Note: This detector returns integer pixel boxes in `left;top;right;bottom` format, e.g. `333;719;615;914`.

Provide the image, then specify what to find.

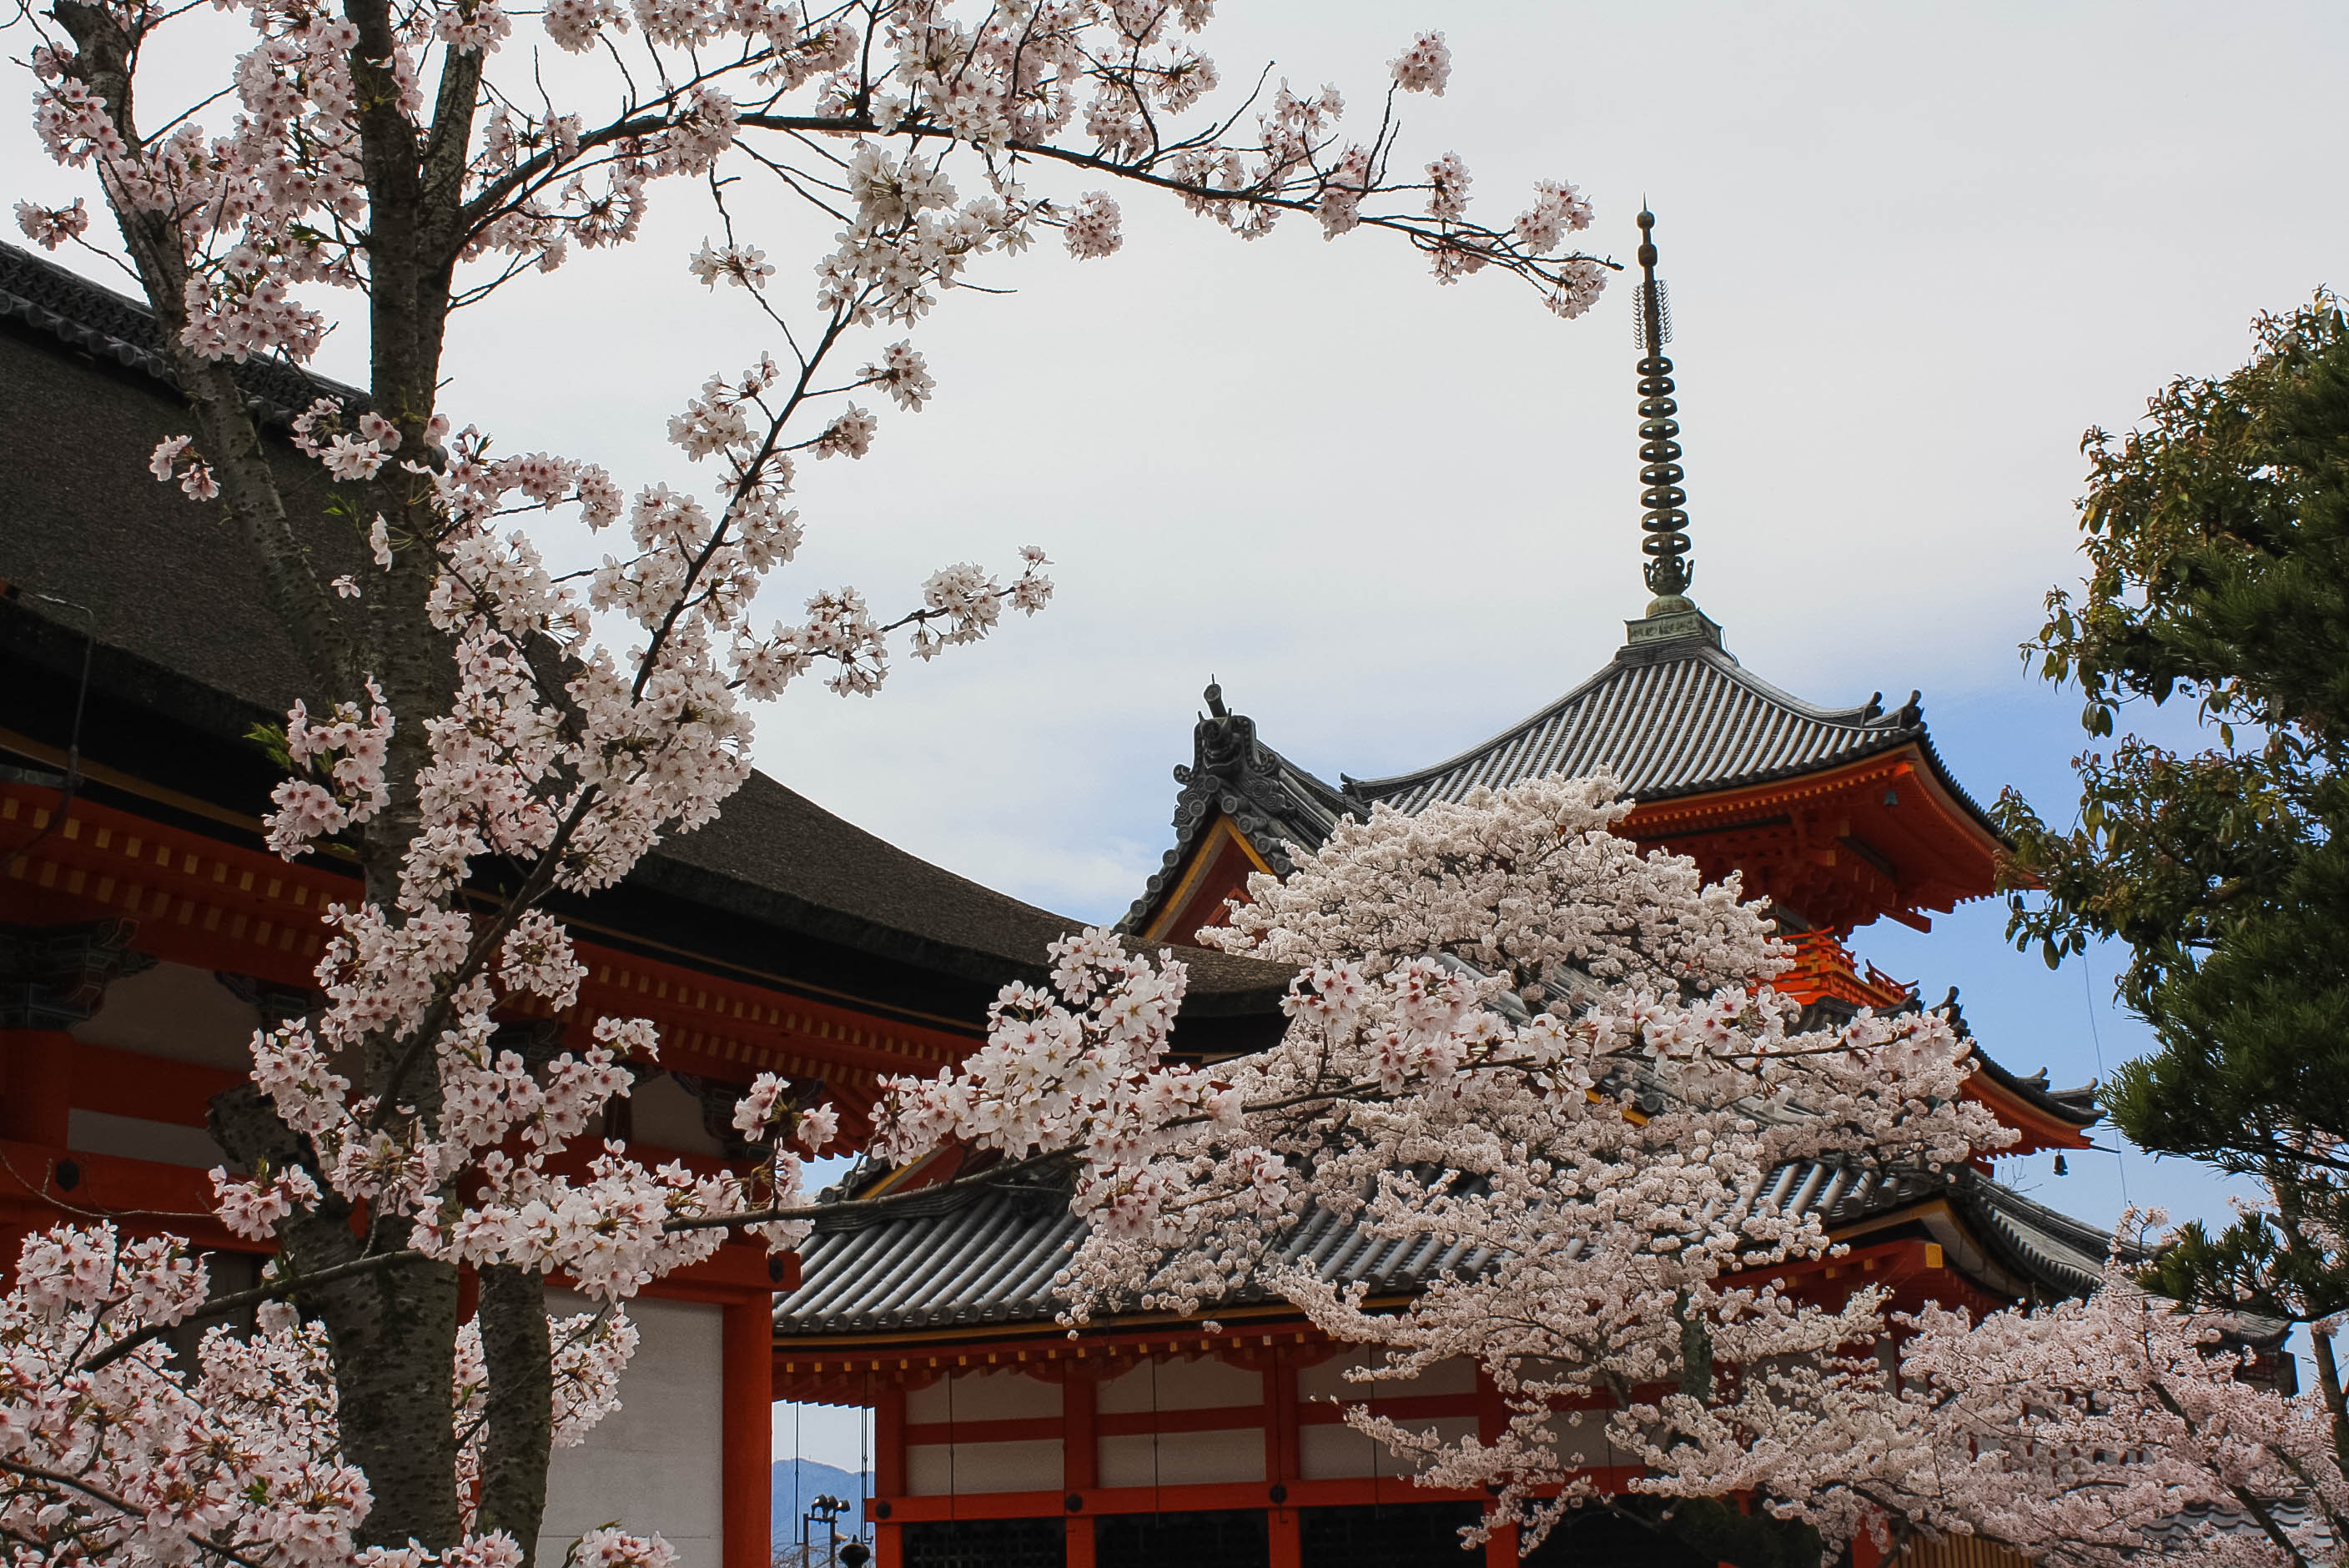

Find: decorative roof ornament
1633;206;1695;612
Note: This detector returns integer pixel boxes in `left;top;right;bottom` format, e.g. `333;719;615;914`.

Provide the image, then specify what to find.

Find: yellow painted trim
1826;1195;1959;1244
1140;812;1273;944
1;725;264;835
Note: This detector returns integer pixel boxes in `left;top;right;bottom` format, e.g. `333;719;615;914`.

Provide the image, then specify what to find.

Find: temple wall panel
628;1072;727;1159
1297;1415;1476;1480
905;1439;1062;1495
1297;1349;1476;1400
70;960;261;1072
1296;1421;1378;1479
67;1107;225;1168
1097;1426;1265;1487
541;1292;725;1568
907;1369;1062;1423
1543;1414;1619;1470
1098;1355;1262;1411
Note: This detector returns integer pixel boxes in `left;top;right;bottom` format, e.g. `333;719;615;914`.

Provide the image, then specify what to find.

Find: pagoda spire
1633;206;1694;611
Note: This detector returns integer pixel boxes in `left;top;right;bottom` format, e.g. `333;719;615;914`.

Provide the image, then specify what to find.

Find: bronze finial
1634;207;1693;606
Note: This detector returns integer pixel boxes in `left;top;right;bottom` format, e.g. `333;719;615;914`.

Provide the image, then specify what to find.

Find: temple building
771;214;2150;1568
0;239;1289;1568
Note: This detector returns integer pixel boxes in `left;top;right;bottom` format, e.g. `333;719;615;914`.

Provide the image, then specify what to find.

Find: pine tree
1996;292;2349;1448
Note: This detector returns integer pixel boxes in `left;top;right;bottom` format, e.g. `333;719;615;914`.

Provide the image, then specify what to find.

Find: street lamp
802;1495;848;1568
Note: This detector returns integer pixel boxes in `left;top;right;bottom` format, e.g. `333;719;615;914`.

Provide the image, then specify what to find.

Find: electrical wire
2083;957;2130;1204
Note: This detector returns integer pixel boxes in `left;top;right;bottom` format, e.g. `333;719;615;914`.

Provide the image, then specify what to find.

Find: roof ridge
1969;1173;2130;1259
1341;639;1911;802
0;239;365;426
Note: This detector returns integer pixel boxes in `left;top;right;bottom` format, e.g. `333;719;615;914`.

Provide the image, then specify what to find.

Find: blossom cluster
0;1223;656;1568
28;2;1612;392
185;318;1053;1298
1633;1244;2347;1568
1;1225;368;1568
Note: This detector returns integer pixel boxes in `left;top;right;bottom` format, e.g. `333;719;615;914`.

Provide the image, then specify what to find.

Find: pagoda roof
1346;633;1987;823
0;240;344;430
1121;628;2002;937
0;239;1293;1037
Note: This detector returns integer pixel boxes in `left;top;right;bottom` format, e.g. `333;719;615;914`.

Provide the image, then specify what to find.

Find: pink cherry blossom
9;3;1637;1559
13;195;88;249
1390;31;1452;96
1062;191;1124;258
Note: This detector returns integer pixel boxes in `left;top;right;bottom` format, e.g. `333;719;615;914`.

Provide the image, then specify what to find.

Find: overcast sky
11;0;2347;1463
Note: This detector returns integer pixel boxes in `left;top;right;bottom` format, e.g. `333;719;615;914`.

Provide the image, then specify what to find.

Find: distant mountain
771;1459;871;1550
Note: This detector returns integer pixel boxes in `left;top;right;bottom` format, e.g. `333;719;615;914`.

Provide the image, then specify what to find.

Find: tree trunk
475;1264;555;1565
211;1086;465;1550
2311;1324;2349;1475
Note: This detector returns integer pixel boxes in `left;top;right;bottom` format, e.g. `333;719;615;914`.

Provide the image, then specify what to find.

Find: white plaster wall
67;1108;225;1168
1296;1354;1478;1480
1296;1350;1475;1401
1546;1410;1622;1470
904;1369;1059;1423
905;1440;1061;1495
1298;1416;1477;1480
629;1074;726;1159
1097;1429;1263;1488
1096;1357;1261;1413
73;961;260;1071
540;1292;725;1568
1297;1423;1378;1480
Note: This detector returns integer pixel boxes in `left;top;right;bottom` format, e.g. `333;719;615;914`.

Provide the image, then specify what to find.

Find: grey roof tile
772;1160;2077;1338
0;239;1299;1019
1346;639;1930;812
1122;636;2004;937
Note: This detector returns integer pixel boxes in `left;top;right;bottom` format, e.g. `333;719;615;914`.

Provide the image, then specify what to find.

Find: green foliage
245;719;294;771
1996;293;2349;1349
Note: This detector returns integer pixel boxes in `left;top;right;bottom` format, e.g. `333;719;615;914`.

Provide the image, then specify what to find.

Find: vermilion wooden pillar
1267;1349;1301;1568
0;1030;74;1145
720;1296;772;1568
1269;1505;1301;1568
873;1385;906;1568
1064;1370;1097;1568
1476;1369;1519;1567
0;1029;76;1289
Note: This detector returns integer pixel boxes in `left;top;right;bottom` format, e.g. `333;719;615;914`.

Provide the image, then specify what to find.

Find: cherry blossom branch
76;1247;425;1375
2141;1376;2316;1568
0;1460;279;1568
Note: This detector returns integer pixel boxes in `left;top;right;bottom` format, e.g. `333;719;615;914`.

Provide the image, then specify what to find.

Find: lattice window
1300;1502;1481;1568
1518;1505;1718;1568
900;1517;1064;1568
1094;1508;1270;1568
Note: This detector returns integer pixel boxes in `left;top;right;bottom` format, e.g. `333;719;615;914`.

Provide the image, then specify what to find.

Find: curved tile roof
0;241;360;427
1346;638;1930;812
774;1156;1959;1337
1121;628;2008;937
1119;700;1363;934
0;238;1295;1023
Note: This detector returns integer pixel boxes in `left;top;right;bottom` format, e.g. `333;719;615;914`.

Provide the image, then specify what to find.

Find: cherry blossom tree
870;776;2009;1558
3;1;1615;1562
868;776;2345;1568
